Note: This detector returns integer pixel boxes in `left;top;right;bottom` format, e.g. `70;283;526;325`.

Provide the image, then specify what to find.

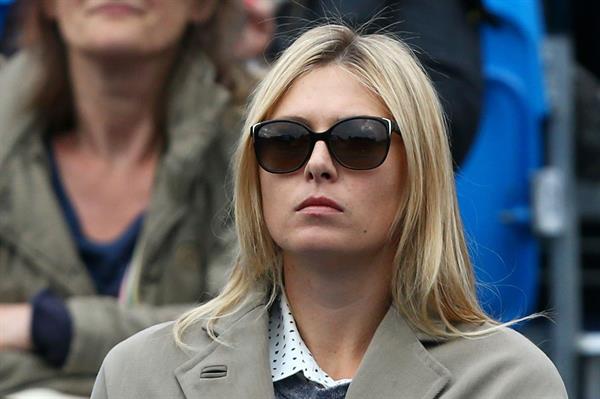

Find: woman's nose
303;140;338;182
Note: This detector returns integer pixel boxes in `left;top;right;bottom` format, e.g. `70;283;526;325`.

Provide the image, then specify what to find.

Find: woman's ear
190;0;218;24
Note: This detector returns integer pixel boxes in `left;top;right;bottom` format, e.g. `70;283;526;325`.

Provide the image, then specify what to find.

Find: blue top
47;144;143;296
31;143;144;367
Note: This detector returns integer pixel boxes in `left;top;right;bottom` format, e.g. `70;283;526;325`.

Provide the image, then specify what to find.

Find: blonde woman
91;25;566;399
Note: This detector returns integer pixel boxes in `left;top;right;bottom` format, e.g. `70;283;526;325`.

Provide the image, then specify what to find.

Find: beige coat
92;294;567;399
0;50;245;396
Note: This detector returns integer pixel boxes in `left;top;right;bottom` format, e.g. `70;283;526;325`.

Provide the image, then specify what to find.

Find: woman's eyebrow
275;115;312;125
274;114;366;127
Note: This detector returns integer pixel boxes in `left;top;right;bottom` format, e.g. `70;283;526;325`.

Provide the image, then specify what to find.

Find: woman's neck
283;250;395;381
66;49;178;165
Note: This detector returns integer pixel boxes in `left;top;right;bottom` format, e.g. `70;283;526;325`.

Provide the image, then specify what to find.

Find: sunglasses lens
330;118;390;169
254;121;311;173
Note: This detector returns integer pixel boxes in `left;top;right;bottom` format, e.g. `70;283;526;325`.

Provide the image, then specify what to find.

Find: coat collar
174;293;274;398
346;306;451;399
173;296;451;399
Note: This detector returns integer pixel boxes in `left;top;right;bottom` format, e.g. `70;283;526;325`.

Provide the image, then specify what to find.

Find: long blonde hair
175;24;499;346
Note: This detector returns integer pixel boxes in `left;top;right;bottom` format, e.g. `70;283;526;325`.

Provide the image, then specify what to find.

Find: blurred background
0;0;598;398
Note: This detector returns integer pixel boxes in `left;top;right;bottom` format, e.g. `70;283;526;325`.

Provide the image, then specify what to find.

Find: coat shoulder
92;300;268;399
93;321;213;399
101;320;213;373
100;322;180;374
428;324;568;398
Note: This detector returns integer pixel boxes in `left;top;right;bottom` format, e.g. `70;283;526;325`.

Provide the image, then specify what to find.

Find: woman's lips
295;196;343;213
88;1;144;16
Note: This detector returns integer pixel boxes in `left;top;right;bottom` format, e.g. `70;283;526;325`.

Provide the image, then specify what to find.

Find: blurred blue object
456;0;547;321
0;0;14;41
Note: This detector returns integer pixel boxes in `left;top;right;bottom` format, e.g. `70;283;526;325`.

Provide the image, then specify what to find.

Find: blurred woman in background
0;0;251;396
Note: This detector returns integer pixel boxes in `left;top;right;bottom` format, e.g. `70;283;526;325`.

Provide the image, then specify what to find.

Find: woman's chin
281;240;370;261
76;41;172;60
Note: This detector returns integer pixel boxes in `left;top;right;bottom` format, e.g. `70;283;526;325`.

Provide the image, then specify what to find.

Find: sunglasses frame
250;116;401;174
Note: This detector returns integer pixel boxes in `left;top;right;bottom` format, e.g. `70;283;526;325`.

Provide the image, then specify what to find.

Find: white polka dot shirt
268;293;352;388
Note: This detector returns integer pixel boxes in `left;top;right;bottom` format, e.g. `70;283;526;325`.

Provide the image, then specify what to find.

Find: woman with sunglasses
91;25;566;399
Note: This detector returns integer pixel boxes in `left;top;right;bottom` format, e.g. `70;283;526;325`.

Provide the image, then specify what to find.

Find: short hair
175;24;496;346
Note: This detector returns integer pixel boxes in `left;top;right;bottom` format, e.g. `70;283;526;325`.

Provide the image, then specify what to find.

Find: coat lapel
174;299;274;399
346;307;451;399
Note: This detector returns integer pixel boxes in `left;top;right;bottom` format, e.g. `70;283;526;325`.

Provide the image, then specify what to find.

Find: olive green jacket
0;51;244;396
92;293;567;399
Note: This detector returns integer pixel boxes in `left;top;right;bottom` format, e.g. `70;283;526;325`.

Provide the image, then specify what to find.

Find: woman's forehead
268;65;389;128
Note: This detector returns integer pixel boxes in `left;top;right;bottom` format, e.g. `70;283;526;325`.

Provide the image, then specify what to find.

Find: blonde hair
175;24;502;346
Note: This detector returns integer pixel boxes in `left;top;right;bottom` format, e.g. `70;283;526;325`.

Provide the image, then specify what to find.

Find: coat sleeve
63;298;192;375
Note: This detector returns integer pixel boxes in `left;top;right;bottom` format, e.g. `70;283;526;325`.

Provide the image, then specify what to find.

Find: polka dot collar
268;293;352;388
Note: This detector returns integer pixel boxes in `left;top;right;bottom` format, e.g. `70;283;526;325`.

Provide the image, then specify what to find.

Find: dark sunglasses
251;116;401;174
